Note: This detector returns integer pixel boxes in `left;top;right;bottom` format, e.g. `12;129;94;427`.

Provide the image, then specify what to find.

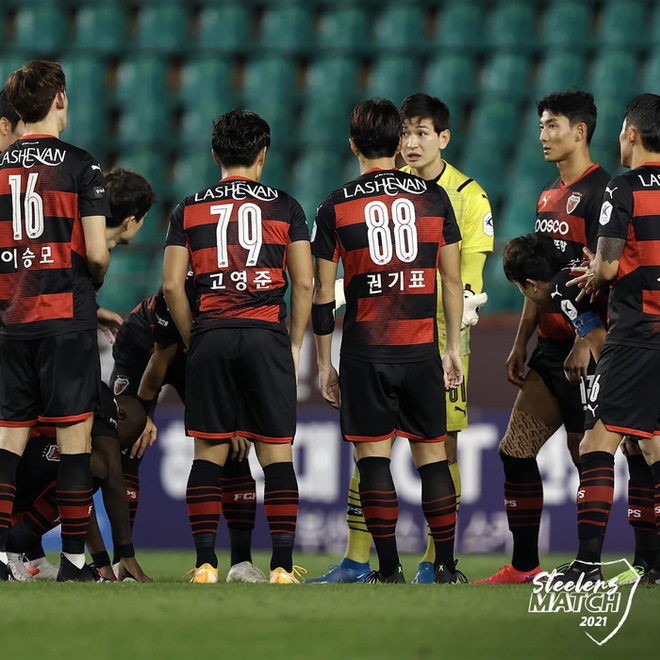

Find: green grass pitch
3;552;656;660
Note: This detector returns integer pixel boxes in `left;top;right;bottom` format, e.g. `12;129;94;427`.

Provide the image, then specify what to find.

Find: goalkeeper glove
462;285;488;329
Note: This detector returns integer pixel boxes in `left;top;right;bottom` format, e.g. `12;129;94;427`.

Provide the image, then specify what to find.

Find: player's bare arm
506;296;539;387
563;334;591;383
286;239;314;383
97;307;123;344
162;245;193;347
81;214;110;285
313;257;340;409
438;241;463;389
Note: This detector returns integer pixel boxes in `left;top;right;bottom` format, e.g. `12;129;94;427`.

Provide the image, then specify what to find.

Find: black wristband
137;396;157;414
91;550;111;569
312;301;336;335
116;543;135;559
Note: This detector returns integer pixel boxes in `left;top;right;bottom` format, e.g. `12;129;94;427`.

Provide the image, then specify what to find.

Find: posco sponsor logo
535;218;570;235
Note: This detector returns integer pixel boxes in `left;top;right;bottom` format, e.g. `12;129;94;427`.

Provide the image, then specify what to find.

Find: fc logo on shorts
113;376;130;396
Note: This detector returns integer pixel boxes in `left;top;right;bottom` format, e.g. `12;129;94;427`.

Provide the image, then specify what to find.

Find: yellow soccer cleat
184;563;218;584
269;565;307;584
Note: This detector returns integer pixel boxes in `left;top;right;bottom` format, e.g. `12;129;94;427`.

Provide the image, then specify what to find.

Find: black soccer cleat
56;554;100;583
364;564;406;584
552;561;603;585
0;559;14;582
434;559;468;584
639;568;660;586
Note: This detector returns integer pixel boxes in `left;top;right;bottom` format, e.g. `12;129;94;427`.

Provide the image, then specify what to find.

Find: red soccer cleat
472;564;542;584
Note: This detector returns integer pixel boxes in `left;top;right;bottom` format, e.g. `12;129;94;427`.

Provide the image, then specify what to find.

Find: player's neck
359;157;396;174
631;148;660;169
221;166;259;182
556;150;594;185
411;156;445;181
23;115;61;139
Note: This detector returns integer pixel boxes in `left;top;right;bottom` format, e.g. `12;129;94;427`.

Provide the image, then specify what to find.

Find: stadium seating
485;0;538;52
316;7;372;54
535;52;585;97
431;3;485;53
481;53;531;100
259;6;314;54
114;57;171;107
134;3;190;54
588;51;639;102
196;5;253;54
597;0;648;50
365;56;419;104
71;3;129;55
373;4;427;53
241;57;297;107
422;54;478;106
303;57;359;105
540;1;593;51
178;57;235;111
300;99;350;147
10;4;67;57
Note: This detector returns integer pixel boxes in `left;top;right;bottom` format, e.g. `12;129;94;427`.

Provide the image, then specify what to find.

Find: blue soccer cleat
304;558;371;583
411;561;435;584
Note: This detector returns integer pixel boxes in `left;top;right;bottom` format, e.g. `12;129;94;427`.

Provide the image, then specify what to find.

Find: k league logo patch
528;559;641;646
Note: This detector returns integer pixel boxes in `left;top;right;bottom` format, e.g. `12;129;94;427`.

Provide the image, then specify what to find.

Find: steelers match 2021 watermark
527;560;641;646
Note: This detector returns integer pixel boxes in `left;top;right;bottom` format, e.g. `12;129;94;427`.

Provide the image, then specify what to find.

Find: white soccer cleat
6;553;35;581
24;556;59;581
226;561;268;584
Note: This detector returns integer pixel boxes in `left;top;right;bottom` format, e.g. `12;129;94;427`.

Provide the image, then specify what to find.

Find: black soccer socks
57;453;94;555
263;461;298;572
0;448;20;552
222;455;257;566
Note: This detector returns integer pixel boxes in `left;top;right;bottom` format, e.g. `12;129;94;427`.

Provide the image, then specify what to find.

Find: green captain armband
312;301;336;335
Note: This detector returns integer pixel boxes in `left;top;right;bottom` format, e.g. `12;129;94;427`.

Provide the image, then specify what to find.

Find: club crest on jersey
114;377;130;396
566;192;582;214
44;444;61;462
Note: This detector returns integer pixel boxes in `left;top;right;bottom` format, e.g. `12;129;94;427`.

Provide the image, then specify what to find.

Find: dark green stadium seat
299;99;351;147
114;57;170;107
241;99;294;144
134;3;190;54
179;104;217;148
598;0;648;50
422;55;478;104
588;51;639;102
459;142;507;203
481;252;522;313
486;0;538;52
261;147;291;193
468;99;521;150
317;7;372;54
72;3;128;55
481;53;531;100
241;57;297;106
509;139;556;197
291;152;343;217
0;56;27;84
196;5;253;54
259;6;314;54
649;8;660;50
432;3;484;53
589;99;627;175
365;56;420;105
98;251;159;314
540;1;593;51
535;52;585;98
10;4;67;56
641;48;660;91
373;4;427;53
116;104;173;147
58;58;109;148
171;151;220;206
303;57;359;104
178;57;234;109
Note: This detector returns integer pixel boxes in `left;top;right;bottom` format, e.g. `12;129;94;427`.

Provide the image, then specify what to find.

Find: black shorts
92;381;119;439
528;343;596;433
339;356;447;443
111;349;186;402
185;328;296;443
584;343;660;439
0;330;100;425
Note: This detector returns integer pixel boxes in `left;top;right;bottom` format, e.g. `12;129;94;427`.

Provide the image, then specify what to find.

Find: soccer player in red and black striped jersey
164;109;313;584
560;94;660;585
312;99;465;584
0;60;110;582
110;278;264;583
479;92;611;585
